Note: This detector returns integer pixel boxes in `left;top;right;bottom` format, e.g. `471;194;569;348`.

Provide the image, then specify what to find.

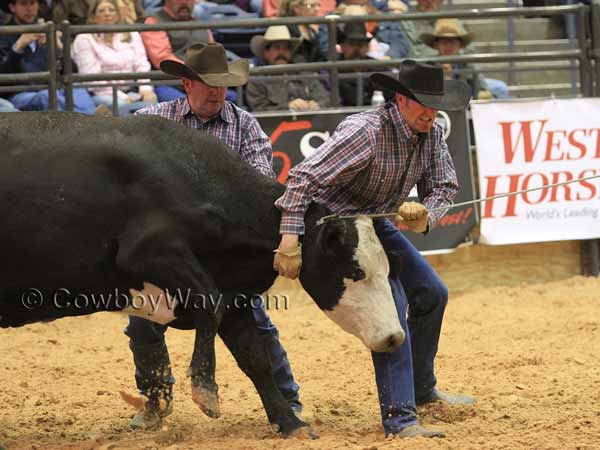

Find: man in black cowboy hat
128;42;302;429
273;60;475;438
245;25;330;112
336;21;390;107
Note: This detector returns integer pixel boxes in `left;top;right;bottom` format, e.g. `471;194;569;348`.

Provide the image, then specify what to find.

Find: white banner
472;98;600;245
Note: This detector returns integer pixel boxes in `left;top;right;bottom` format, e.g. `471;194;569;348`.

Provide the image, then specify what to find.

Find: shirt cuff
280;212;305;235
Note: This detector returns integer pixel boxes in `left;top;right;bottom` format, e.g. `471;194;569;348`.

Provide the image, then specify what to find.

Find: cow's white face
321;216;404;352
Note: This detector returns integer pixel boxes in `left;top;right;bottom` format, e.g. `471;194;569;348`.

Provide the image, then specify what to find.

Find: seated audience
52;0;143;25
391;0;440;58
245;25;330;111
278;0;327;63
72;0;157;114
375;0;414;58
0;0;95;113
141;0;214;101
421;18;509;99
263;0;335;17
336;22;390;106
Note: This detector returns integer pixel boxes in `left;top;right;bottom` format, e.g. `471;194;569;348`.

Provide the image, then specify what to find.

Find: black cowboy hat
370;59;471;111
337;22;371;45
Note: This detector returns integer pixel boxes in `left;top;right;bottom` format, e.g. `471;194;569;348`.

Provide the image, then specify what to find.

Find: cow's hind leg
117;221;222;419
219;309;316;438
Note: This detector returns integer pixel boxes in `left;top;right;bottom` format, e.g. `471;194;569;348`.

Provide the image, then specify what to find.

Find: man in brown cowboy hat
245;25;330;112
273;60;475;438
420;18;509;100
128;42;302;429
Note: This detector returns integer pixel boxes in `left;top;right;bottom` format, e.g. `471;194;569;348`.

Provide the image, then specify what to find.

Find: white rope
316;173;600;226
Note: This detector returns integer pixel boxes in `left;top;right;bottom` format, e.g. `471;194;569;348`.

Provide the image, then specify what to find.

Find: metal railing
1;4;595;109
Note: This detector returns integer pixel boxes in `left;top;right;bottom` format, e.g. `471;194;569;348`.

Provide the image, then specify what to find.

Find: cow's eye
351;267;366;282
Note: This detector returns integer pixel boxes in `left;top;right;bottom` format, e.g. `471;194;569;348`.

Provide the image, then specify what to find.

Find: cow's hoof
284;425;321;440
191;384;220;419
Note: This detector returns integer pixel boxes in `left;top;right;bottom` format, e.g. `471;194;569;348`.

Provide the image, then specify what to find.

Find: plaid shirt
135;97;275;178
275;102;458;235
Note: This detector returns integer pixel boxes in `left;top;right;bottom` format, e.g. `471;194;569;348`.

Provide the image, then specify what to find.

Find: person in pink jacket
72;0;157;112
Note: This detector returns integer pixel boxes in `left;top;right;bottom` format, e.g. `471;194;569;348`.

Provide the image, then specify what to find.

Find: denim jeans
372;219;448;434
124;303;302;412
10;88;96;114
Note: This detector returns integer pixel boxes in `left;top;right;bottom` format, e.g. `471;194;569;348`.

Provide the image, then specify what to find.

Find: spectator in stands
0;0;96;113
245;25;330;111
52;0;143;25
388;0;440;59
141;0;214;102
278;0;327;63
336;22;389;106
421;18;509;99
263;0;335;17
194;0;263;15
375;0;416;59
72;0;157;114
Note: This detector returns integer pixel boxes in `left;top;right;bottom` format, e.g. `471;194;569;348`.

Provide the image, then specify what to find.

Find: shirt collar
179;97;234;124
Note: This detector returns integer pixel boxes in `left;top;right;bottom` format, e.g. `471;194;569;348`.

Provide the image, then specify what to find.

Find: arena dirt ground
1;241;599;450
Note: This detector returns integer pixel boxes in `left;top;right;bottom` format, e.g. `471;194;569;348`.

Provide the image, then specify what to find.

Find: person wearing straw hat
128;42;303;430
420;18;509;100
245;25;330;112
273;60;475;438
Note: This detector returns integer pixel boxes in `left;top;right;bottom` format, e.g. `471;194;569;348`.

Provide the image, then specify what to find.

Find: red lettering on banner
482;169;599;218
549;171;574;202
482;174;521;218
436;207;474;228
269;120;312;145
543;130;567;161
592;129;600;158
500;119;548;163
567;129;588;160
270;120;313;183
273;151;292;184
576;169;598;200
522;173;549;204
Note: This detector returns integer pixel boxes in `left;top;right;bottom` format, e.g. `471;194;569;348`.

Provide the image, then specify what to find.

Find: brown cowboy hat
370;59;471;111
420;18;474;48
160;42;249;87
250;25;301;59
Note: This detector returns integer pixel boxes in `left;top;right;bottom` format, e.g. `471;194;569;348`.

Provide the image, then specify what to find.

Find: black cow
0;112;403;437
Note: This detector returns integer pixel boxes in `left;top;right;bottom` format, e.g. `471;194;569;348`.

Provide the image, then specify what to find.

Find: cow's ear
318;220;347;257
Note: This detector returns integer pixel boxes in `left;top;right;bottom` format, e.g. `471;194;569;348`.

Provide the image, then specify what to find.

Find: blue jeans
10;88;96;114
125;304;302;412
372;219;448;434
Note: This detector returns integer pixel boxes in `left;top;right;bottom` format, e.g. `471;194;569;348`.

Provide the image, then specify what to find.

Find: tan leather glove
395;201;429;233
273;244;302;279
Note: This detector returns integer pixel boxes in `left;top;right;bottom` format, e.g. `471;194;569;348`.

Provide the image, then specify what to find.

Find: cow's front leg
219;310;317;438
188;325;220;418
